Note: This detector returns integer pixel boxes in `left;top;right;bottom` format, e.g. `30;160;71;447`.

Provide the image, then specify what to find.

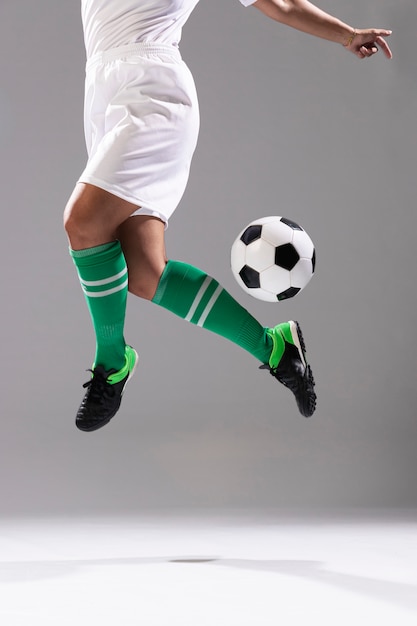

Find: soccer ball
231;216;316;302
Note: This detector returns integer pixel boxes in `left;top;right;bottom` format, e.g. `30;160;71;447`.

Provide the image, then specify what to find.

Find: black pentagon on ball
312;249;316;272
240;224;262;245
280;217;302;231
277;286;301;301
239;265;260;288
275;243;300;270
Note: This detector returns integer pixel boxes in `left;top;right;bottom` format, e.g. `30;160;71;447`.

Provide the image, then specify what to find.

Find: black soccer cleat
260;321;316;417
76;346;138;432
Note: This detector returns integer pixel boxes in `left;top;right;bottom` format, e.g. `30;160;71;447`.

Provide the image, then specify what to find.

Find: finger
374;29;392;38
357;45;372;58
375;35;393;59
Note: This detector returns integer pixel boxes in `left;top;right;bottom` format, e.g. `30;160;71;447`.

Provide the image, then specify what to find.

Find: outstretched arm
250;0;392;59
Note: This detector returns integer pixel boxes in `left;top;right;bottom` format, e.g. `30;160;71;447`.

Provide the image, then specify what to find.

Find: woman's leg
64;183;139;431
117;215;167;301
119;217;272;363
120;217;317;418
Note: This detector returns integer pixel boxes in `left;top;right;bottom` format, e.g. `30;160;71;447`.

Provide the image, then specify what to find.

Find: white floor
0;509;416;626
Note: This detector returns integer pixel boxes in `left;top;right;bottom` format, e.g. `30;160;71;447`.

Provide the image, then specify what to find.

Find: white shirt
82;0;256;58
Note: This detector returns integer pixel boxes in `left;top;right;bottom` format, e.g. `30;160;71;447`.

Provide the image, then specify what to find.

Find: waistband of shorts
86;43;182;71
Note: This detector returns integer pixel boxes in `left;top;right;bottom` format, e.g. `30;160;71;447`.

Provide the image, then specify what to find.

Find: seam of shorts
78;174;170;218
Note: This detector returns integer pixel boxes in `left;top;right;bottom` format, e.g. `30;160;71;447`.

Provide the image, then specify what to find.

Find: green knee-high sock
70;241;128;371
152;260;275;364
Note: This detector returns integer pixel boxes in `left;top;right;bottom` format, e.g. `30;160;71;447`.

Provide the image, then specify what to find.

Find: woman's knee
63;188;98;245
63;184;137;249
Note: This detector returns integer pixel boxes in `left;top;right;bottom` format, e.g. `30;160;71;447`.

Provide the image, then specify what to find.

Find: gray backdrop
1;0;416;516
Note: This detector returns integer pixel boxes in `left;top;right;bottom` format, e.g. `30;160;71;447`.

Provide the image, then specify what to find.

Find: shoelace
83;370;115;404
260;360;306;391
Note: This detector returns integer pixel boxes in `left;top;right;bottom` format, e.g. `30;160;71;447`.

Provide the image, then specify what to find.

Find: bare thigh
117;215;167;301
64;183;140;250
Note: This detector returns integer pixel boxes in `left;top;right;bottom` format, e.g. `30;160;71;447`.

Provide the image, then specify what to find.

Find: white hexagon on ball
290;258;314;289
230;239;247;276
245;239;275;272
292;229;314;259
260;265;291;300
261;220;293;247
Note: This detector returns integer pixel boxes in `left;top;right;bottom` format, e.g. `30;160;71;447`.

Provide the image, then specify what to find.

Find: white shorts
78;43;200;225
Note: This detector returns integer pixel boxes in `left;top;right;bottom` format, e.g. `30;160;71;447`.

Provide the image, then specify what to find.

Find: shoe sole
293;320;316;387
291;321;316;417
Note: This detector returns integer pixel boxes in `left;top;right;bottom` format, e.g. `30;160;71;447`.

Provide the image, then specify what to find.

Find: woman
64;0;392;431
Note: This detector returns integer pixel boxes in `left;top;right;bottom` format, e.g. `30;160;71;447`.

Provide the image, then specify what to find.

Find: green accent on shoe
277;321;296;346
267;321;308;369
106;346;138;385
266;323;291;369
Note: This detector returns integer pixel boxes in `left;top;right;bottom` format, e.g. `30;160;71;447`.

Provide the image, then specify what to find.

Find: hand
345;29;392;60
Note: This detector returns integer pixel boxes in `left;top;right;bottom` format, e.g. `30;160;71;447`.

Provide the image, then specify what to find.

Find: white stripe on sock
83;278;128;298
81;267;127;287
196;285;223;328
184;276;213;322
